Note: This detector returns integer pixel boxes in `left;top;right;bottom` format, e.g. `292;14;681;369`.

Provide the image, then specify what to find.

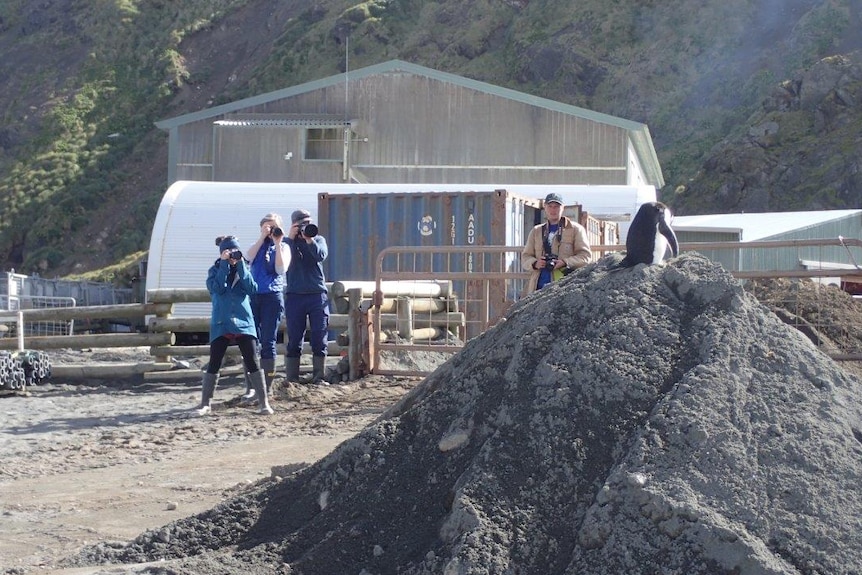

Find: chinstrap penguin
615;201;679;268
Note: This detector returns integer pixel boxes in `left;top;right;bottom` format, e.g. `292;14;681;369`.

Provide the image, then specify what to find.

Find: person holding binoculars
195;235;273;416
284;209;330;384
521;192;592;294
242;213;290;404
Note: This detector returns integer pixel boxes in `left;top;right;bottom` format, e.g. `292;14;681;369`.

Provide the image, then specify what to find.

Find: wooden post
149;341;343;358
0;331;175;351
368;289;383;374
146;288;210;303
154;297;175;364
363;307;375;374
347;288;362;380
0;302;173;323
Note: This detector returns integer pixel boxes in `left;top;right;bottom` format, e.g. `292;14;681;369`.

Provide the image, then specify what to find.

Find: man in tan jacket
521;192;592;295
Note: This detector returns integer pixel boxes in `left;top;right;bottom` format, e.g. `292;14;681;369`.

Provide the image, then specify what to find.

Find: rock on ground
62;252;862;575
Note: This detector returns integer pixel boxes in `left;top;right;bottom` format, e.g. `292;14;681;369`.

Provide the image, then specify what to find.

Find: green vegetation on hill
0;0;249;275
1;0;861;282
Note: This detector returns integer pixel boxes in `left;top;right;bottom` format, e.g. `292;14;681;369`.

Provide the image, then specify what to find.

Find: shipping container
319;190;541;336
602;220;621;246
318;190;541;281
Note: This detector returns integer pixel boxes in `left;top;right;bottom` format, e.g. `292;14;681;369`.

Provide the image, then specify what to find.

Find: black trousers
206;335;259;374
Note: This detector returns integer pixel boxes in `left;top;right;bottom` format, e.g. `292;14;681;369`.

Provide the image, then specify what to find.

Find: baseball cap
544;193;564;205
291;209;312;223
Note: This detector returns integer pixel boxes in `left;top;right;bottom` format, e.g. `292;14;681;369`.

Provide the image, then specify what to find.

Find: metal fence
0;271;137;337
1;273;77;337
0;295;76;337
0;271;134;306
371;239;862;375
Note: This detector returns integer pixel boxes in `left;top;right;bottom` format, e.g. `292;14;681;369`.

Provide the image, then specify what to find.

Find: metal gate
371;245;529;375
2;272;76;337
371;239;862;376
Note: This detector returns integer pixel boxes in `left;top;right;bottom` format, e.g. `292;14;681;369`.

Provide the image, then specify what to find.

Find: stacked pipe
0;350;51;390
0;351;26;390
20;350;51;386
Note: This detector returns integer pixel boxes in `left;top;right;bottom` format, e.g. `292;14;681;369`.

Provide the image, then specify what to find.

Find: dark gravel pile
64;252;862;575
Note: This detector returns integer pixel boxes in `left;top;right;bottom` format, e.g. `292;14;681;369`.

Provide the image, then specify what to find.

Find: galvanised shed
155;60;663;190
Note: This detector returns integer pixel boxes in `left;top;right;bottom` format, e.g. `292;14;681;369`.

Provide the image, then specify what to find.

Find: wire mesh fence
1;295;77;337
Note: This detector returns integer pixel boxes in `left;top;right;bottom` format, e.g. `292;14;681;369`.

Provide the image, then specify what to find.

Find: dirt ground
0;349;422;575
4;272;862;574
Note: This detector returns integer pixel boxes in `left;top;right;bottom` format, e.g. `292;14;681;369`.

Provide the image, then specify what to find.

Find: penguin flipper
658;219;679;258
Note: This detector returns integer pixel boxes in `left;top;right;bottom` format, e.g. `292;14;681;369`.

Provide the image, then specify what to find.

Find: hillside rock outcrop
676;50;862;214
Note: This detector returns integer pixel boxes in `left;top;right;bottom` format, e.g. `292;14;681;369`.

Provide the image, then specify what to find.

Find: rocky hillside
1;0;861;280
674;51;862;214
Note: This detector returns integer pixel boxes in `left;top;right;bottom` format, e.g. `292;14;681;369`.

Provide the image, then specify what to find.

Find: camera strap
542;222;561;256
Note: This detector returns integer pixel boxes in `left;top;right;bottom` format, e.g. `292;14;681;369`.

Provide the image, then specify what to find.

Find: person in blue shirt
195;235;273;416
283;209;329;384
243;213;290;403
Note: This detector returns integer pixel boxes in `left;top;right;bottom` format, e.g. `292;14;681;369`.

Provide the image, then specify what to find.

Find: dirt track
0;357;420;574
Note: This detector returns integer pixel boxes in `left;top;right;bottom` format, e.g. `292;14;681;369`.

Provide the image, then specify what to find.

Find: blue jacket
285;235;328;294
250;238;286;294
206;258;258;342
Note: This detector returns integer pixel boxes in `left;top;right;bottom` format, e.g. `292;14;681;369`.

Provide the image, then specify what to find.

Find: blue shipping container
318;189;541;283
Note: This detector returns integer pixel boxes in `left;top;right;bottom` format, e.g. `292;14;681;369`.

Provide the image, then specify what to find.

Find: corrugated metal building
155;60;663;190
673;210;862;272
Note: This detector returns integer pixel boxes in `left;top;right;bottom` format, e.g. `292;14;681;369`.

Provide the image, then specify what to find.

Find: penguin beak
658;212;679;257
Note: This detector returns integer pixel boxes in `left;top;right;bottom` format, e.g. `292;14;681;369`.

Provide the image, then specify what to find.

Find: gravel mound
66;252;862;574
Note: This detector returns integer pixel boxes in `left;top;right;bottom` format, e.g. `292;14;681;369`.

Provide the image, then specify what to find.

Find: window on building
305;127;346;161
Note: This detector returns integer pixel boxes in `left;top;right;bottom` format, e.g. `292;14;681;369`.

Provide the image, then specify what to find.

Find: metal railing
371;245;529;375
372;239;862;376
0;295;76;337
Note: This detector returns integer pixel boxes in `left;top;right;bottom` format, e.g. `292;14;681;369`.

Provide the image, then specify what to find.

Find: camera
228;249;243;260
270;226;283;237
299;223;319;238
542;254;558;268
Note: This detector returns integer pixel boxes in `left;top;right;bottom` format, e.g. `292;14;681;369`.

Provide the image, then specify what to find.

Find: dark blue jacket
285;235;328;294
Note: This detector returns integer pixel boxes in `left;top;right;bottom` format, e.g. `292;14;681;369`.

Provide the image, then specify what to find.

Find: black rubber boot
250;370;273;415
311;355;327;385
261;357;277;394
285;356;300;382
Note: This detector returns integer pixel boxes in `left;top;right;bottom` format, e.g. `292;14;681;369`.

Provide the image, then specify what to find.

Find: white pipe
17;311;24;352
